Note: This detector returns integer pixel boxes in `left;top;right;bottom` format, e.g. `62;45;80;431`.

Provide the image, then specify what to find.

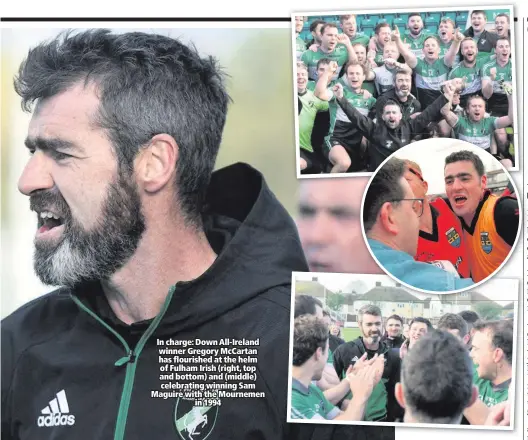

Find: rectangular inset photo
292;6;518;177
288;272;518;429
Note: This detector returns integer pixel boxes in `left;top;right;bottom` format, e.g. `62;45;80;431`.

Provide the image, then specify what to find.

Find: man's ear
395;382;406;409
379;202;399;235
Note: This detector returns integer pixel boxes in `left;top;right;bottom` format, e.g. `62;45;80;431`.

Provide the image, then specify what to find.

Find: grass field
341;328;362;342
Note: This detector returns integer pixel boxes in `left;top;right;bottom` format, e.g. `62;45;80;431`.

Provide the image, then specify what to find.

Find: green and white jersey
295;35;306;61
325;77;376;133
306;79;336;93
482;59;513;95
448;59;486;95
473;368;510;407
453;115;499;150
290;379;340;420
402;30;433;59
439;40;461;64
298;89;329;153
373;65;397;95
350;33;370;47
301;44;349;81
415;57;450;90
327;348;334;365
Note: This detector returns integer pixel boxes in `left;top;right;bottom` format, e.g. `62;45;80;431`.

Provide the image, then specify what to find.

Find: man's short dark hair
458;310;480;332
495;13;510;22
408;13;422;22
444;150;486;178
409;317;433;331
310;19;327;33
344;60;369;76
471;10;487;18
437;313;469;337
401;330;474;423
473;320;513;364
316;57;332;69
14;29;230;226
321;23;338;36
387;314;404;325
375;22;391;35
383;99;402;112
363;158;406;232
424;35;440;45
295;295;323;318
358;304;382;322
292;315;329;366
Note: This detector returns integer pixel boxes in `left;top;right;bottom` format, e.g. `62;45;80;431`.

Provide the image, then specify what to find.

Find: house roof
295;281;334;299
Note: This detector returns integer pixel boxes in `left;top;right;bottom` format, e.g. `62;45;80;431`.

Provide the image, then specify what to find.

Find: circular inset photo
360;138;520;294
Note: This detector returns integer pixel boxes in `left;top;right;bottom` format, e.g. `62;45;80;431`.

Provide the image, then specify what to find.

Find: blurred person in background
381;314;406;349
297;177;382;274
437;313;470;345
400;317;433;358
459;310;481;347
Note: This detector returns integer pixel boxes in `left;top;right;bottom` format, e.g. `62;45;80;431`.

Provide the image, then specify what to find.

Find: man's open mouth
454;195;468;207
38;211;64;234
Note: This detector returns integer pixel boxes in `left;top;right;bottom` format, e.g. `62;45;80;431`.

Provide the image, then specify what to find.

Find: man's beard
361;328;381;344
31;170;146;287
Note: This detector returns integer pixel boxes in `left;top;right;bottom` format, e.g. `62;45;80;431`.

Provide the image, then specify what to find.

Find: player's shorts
300;148;323;174
326;137;366;172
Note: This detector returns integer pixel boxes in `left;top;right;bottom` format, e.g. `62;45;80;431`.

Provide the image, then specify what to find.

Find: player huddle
291;295;513;425
295;11;514;174
364;149;519;292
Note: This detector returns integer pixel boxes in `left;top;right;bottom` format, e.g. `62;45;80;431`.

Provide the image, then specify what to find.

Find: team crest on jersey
174;398;218;440
445;227;461;248
480;232;493;254
385;140;393;148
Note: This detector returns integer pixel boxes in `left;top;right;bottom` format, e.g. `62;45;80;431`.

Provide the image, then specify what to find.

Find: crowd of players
295;11;515;174
363;150;519;291
291;295;513;425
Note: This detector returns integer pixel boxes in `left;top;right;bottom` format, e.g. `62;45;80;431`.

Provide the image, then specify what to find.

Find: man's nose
18;151;54;196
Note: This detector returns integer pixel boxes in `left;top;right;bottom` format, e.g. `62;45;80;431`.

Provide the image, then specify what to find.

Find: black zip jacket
337;94;448;171
380;334;406;349
463;28;499;55
1;163;395;440
333;337;403;422
374;89;422;123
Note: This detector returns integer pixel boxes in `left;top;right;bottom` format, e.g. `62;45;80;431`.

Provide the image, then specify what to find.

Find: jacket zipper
71;285;176;440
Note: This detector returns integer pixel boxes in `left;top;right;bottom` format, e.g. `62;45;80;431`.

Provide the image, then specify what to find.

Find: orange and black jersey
416;198;470;278
447;191;519;282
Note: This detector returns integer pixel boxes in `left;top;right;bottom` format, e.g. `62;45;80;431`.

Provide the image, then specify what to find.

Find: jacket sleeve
385;349;403;422
336;96;376;139
332;344;347;379
375;94;388;121
410;94;448;135
1;320;15;440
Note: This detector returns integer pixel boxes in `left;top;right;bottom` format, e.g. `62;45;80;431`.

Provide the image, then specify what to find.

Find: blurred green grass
341;328;361;342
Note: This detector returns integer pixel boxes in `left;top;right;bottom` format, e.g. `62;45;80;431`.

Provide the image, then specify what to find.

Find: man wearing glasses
363;158;473;292
403;160;470;279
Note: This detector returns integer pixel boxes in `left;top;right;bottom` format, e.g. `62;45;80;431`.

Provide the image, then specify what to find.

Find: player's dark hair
383;99;401;111
408;13;422;22
445;150;486;177
458;310;480;329
293;315;329;366
363;158;406;232
316;57;332;69
437;313;469;337
310;19;327;33
465;94;486;110
295;295;324;318
471;10;487;18
14;29;230;227
321;23;338;36
495;13;510;23
340;15;357;24
387;314;404;325
345;60;368;76
401;330;474;423
358;304;382;322
473;320;513;364
424;35;440;46
375;22;391;35
409;317;433;331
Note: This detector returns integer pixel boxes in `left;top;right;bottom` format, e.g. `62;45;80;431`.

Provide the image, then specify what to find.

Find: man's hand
485;401;511;426
454;28;465;42
391;25;401;41
442;79;457;101
372;354;385;384
500;80;513;95
362;89;373;99
309;43;319;52
368;36;378;52
329;61;338;75
333;83;344;99
337;34;351;46
384;57;397;69
347;363;379;402
489;67;497;81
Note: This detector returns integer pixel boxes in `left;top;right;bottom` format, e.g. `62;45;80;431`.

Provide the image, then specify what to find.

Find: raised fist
489;67;497;81
333;83;344;99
